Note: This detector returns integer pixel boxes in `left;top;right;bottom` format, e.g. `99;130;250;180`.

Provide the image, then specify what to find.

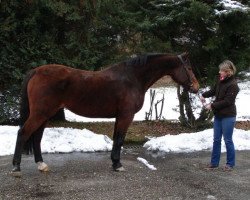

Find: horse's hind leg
12;128;25;176
32;123;49;172
33;123;45;163
12;115;48;176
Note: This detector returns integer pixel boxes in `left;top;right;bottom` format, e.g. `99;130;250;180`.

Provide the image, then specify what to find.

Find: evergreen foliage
0;0;249;124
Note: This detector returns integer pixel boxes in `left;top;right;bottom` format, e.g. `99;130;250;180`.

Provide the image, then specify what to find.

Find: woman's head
219;60;236;77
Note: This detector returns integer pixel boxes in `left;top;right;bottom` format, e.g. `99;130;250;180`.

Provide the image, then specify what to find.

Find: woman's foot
223;164;233;171
204;164;218;170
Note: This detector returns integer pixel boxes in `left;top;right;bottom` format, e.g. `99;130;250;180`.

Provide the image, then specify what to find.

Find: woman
200;60;239;171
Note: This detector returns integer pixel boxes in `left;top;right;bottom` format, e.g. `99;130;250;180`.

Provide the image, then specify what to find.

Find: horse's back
35;64;82;77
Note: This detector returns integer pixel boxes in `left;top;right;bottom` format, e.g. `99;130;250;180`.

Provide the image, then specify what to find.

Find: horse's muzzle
189;83;199;94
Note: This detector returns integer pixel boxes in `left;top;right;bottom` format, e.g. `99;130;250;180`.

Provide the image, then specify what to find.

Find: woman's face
219;70;228;80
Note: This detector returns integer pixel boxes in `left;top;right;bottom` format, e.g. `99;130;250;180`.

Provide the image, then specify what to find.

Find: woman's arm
211;84;239;110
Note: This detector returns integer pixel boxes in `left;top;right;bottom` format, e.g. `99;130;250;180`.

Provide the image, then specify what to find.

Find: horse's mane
125;53;166;67
104;53;172;70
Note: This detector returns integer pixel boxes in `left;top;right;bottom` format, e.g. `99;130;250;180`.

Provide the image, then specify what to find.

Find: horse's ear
180;52;189;61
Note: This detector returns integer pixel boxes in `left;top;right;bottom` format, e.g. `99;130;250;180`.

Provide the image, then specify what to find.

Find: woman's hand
200;95;206;104
205;103;212;110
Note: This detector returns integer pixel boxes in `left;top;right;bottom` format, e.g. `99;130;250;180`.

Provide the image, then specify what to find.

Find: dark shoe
204;164;218;170
223;165;233;171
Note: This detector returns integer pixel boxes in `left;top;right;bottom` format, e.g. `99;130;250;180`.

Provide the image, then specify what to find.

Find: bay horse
11;52;199;176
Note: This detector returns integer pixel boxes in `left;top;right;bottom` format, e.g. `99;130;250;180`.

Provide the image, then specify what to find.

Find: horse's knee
113;133;126;146
118;136;125;147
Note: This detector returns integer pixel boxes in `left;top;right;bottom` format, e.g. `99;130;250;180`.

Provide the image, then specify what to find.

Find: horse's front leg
111;132;126;171
111;114;134;171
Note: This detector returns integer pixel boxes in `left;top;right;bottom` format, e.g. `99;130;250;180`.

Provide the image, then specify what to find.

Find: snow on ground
215;0;249;15
144;128;250;153
0;80;249;156
137;157;157;170
0;126;112;156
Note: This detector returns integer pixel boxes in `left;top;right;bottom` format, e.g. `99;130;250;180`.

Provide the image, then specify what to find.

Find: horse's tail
19;69;36;154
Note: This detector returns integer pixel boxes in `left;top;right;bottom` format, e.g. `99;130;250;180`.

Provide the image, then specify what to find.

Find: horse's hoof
114;166;126;172
10;166;22;177
37;162;49;172
112;162;125;172
10;169;22;177
10;171;22;177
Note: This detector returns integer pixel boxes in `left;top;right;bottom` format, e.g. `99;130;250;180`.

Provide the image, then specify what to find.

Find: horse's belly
65;101;117;118
73;109;116;118
64;84;144;119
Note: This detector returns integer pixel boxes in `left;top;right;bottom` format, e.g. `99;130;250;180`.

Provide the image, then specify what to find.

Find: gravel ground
0;148;250;200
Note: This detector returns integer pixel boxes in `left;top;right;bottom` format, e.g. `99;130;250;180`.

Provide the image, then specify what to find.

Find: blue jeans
211;116;236;167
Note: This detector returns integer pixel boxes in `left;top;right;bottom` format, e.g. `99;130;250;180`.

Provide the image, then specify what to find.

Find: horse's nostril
189;85;199;94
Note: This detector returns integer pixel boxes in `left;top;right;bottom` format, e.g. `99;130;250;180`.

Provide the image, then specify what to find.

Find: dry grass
47;120;198;145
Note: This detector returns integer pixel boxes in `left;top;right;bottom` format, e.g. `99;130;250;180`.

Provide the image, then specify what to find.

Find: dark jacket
202;76;239;117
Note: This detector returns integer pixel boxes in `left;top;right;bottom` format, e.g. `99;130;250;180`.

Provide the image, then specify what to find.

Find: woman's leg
211;116;223;167
222;117;236;167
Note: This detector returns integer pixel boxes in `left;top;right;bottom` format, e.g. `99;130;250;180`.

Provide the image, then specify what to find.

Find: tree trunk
177;85;213;129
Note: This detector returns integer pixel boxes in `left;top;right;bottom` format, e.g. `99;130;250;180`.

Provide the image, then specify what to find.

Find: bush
0;87;20;125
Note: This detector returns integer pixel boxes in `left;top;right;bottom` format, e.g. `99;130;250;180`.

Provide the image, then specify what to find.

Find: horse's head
171;53;199;93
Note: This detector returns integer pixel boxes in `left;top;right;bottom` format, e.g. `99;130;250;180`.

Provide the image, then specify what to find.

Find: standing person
200;60;239;171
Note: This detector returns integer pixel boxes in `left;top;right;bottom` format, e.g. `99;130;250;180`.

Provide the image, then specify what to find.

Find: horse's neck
136;57;176;91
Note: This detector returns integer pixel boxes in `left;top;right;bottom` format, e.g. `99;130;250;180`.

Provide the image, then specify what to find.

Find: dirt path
1;149;250;200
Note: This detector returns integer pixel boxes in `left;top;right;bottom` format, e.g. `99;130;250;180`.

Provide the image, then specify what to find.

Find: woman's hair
219;60;236;76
